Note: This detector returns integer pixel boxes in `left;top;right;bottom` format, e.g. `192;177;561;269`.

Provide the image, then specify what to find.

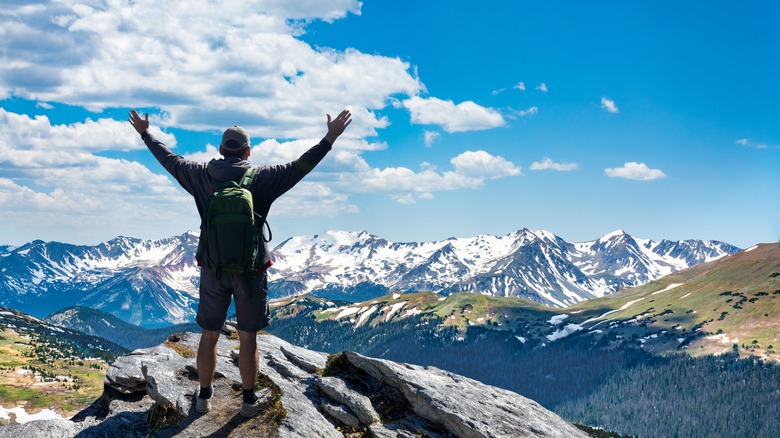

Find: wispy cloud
424;131;440;147
736;138;775;149
491;88;506;95
604;162;666;181
516;106;539;117
601;97;619;113
535;83;548;92
514;82;526;91
530;157;578;171
402;96;506;133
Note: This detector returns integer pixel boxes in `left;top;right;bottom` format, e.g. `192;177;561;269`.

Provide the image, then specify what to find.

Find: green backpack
203;167;270;275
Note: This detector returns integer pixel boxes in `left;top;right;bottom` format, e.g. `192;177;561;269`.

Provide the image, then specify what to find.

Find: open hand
128;109;150;135
324;109;352;145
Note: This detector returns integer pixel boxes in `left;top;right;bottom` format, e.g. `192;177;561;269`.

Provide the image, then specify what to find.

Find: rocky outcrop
0;330;588;437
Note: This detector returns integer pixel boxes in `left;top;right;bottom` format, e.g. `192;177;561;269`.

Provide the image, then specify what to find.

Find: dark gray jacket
141;131;332;269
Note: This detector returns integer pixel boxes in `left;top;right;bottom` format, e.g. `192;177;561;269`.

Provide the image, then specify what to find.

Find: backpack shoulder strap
239;167;258;189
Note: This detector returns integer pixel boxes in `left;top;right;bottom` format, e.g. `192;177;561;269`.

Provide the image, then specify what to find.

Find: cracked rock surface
1;331;587;438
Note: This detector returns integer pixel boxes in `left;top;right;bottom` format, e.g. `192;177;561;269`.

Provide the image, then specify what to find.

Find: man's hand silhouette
129;109;150;135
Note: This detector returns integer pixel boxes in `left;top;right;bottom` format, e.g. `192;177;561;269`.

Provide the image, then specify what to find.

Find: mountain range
0;229;739;327
270;229;739;305
268;242;779;361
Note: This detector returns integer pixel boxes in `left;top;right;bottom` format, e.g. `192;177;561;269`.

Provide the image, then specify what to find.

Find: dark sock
198;385;212;399
242;388;257;404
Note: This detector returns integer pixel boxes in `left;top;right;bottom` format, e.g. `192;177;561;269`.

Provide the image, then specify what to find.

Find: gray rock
142;359;192;417
315;376;380;425
0;418;89;438
320;400;361;428
256;336;343;438
2;332;588;438
104;348;156;394
280;343;328;372
368;422;426;438
344;350;589;438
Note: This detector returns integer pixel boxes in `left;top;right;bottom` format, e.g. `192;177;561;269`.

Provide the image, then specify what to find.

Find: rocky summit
1;330;587;438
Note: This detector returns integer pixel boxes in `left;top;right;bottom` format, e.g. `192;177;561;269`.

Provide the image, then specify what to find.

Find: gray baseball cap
220;126;250;152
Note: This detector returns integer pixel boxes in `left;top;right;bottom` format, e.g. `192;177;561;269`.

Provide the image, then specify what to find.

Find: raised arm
323;109;352;145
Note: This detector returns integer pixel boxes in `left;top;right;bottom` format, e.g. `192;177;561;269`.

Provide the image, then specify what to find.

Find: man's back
129;108;352;418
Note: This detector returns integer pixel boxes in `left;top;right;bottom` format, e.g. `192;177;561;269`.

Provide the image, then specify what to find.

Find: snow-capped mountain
269;229;740;307
0;233;200;327
0;229;740;327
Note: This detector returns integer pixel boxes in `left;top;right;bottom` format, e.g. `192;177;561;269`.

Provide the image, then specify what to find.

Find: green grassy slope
565;243;780;359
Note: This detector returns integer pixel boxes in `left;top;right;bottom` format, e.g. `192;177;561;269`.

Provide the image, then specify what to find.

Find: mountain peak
602;229;629;240
532;229;558;241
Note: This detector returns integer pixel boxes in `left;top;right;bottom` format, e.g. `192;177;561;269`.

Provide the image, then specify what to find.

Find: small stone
315;376;380;425
320;400;361;428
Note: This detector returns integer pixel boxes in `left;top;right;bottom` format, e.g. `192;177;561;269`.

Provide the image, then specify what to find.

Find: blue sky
0;0;777;248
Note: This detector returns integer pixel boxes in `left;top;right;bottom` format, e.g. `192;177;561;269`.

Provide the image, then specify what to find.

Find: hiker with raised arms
129;108;352;417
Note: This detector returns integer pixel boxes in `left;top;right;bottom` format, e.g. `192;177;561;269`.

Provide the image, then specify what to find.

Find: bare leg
237;330;259;390
197;330;221;388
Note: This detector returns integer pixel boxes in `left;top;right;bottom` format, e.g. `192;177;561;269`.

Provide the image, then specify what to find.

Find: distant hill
564;242;780;359
46;307;200;351
0;306;126;360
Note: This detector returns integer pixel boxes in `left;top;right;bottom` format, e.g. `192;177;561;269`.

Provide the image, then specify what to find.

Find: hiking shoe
194;387;212;414
239;387;272;418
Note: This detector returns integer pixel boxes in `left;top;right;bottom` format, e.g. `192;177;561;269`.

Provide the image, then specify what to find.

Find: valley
0;328;107;423
0;309;125;424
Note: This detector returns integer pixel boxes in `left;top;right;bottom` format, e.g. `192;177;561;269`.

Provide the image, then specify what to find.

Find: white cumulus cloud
402;96;506;133
450;150;521;179
604;162;666;181
0;2;530;242
514;82;526;91
0;108;194;243
535;83;547;92
331;150;520;202
0;0;419;139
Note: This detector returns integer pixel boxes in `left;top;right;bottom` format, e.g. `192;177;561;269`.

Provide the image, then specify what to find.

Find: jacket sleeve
141;131;207;197
253;138;332;208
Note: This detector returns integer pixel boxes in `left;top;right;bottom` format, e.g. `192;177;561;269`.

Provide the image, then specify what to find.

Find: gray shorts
196;267;270;332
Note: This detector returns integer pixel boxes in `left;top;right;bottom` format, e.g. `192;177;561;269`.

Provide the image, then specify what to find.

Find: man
129;108;351;417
